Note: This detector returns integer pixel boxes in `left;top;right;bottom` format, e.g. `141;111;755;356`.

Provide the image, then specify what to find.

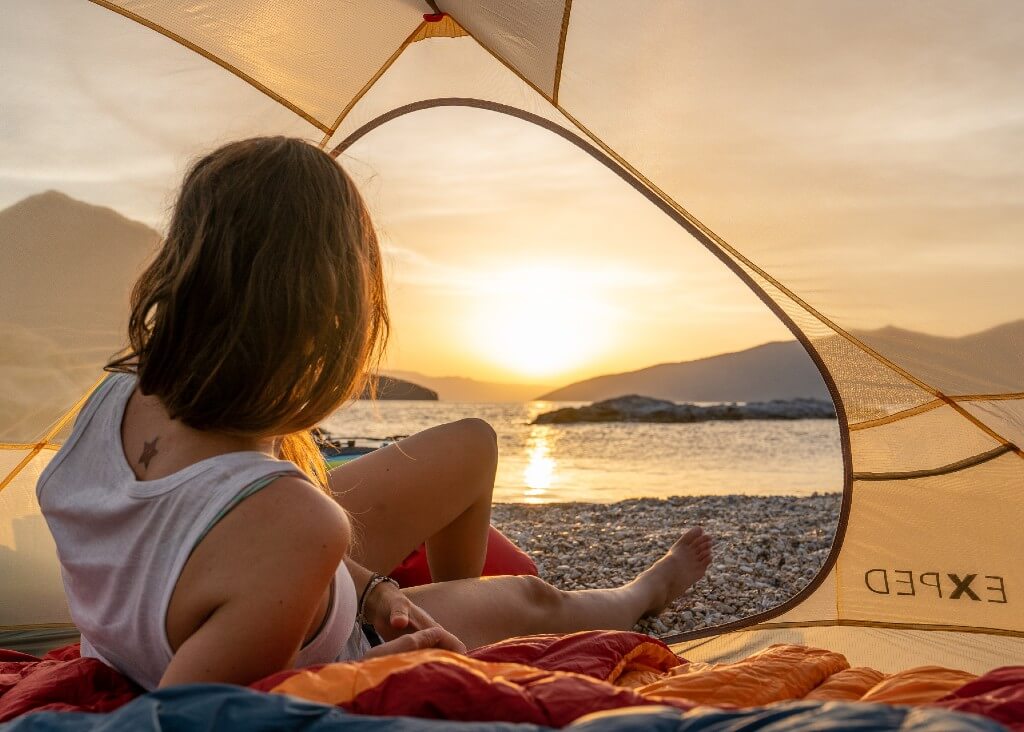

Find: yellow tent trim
849;392;1024;432
0;374;106;494
851;444;1013;481
551;0;573;104
0;623;77;632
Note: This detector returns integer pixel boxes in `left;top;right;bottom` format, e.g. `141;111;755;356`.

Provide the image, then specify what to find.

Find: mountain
0;191;159;441
538;341;829;402
0;190;159;332
384;370;551;403
540;320;1024;403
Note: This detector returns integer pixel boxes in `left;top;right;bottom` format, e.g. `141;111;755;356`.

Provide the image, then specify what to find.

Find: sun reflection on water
522;426;557;503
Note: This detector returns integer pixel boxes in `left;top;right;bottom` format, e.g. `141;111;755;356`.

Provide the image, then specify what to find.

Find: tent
1;1;1021;673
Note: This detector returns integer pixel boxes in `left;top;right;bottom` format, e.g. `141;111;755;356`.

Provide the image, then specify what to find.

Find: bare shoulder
175;475;349;609
214;476;350;572
228;476;349;540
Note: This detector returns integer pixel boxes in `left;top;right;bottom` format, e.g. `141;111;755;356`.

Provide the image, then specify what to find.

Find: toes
680;527;705;546
695;536;713;564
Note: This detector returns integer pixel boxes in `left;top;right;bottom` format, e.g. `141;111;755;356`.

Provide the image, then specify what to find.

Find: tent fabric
1;0;1022;674
1;632;1021;729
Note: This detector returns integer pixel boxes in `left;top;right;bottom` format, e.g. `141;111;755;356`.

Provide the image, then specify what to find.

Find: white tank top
37;372;366;690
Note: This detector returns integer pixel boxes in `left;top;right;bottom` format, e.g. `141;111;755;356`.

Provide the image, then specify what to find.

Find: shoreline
490;494;841;637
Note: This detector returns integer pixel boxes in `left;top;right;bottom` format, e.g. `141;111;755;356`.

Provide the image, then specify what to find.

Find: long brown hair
107;137;389;490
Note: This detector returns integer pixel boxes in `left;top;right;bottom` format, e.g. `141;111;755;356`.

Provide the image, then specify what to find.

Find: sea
320;401;843;504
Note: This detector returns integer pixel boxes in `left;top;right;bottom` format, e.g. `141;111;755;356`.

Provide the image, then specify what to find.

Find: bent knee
454;417;497;445
448;418;498;463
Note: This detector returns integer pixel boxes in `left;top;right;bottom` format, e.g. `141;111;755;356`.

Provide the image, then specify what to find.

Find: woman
37;137;712;691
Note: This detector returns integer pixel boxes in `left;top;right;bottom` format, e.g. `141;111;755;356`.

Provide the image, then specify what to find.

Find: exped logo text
864;569;1007;603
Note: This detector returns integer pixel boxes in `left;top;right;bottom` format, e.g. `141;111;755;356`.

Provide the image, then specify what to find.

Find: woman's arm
160;477;350;688
345;557;373;601
344;557;447;641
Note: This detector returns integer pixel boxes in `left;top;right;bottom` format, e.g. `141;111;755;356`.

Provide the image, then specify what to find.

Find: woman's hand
364;581;444;641
363;626;466;659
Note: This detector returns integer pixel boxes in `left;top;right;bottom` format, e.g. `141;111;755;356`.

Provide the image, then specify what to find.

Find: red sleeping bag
390;525;538;587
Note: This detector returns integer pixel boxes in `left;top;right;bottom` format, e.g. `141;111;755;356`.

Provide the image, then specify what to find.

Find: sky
2;1;1022;386
340;109;790;383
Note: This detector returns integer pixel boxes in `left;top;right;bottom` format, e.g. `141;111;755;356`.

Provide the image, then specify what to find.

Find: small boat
314;429;406;469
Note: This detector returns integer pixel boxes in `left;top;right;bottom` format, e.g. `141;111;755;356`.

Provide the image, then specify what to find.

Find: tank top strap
194;468;307;546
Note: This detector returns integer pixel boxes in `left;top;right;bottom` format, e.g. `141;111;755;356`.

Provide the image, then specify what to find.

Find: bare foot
635;527;713;617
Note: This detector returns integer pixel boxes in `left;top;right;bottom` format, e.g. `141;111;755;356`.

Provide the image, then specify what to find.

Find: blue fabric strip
0;685;1006;731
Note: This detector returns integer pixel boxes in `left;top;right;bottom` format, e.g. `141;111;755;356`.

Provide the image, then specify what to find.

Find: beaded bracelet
356;573;400;624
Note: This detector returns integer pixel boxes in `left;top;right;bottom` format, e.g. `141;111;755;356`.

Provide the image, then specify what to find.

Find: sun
463;265;612;380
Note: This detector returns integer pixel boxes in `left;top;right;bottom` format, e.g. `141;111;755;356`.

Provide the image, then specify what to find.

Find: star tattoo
139;437;160;469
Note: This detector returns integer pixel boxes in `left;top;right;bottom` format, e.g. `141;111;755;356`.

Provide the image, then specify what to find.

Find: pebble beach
491;494;842;638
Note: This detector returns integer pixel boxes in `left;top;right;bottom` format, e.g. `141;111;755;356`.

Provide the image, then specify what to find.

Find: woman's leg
328;418;497;581
405;527;713;650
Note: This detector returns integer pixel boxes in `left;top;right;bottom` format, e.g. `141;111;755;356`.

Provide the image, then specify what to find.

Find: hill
538;341;829;402
361;375;437;400
384;370;550;403
850;321;1024;395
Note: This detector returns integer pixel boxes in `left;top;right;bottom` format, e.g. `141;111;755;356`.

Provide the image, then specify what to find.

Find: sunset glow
464;266;612;379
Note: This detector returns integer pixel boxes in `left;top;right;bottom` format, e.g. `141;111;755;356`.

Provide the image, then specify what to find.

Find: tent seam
852;445;1013;481
848;399;945;431
850;392;1024;432
551;0;573;103
317;21;429;148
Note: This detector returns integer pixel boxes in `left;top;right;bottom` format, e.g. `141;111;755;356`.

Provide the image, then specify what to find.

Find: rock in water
532;394;834;424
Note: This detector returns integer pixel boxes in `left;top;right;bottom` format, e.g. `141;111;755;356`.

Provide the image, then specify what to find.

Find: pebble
490;494;841;639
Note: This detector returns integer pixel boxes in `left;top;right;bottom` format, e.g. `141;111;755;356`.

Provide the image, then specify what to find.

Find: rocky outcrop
360;375;438;400
532;394;835;424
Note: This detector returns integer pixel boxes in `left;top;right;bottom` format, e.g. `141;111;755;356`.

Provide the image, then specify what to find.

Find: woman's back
37;372;359;690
